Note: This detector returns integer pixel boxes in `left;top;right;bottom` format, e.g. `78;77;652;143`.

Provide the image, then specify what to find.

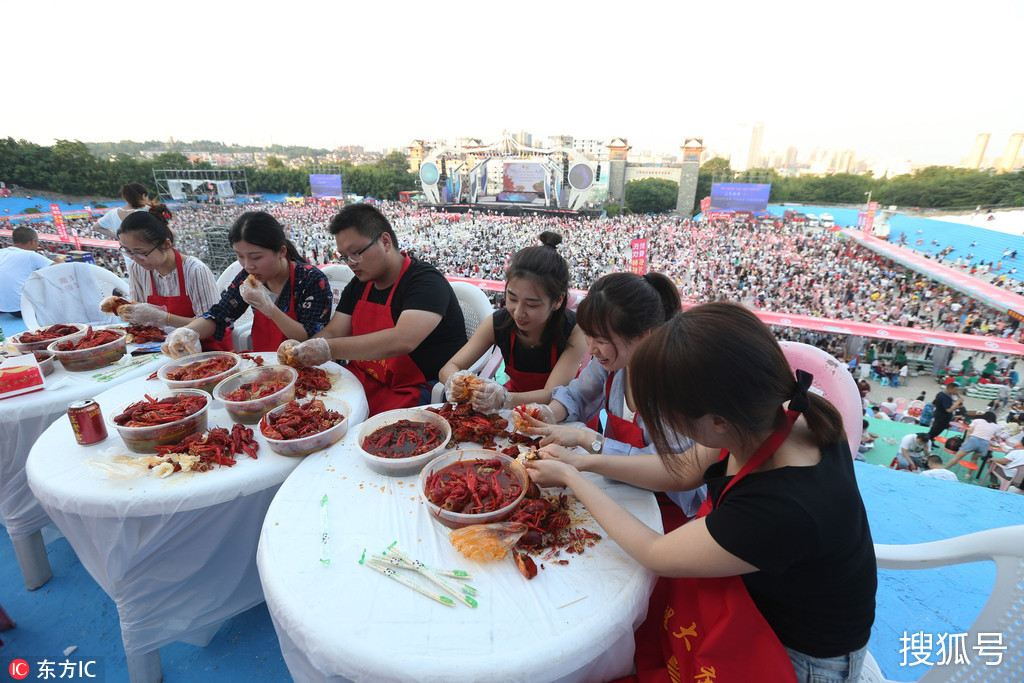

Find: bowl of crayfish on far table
356;408;452;477
10;323;88;354
419;450;529;529
260;396;351;457
47;326;127;372
159;351;243;394
107;388;211;453
213;365;297;425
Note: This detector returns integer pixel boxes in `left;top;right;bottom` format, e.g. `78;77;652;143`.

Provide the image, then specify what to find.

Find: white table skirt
1;351;167;539
26;355;368;655
258;416;661;683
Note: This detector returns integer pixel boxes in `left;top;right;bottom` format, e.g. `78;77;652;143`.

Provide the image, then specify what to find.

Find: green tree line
0;138;416;200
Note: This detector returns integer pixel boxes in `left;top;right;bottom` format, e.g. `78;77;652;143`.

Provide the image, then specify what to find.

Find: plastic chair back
318;264;355;312
429;282;495;404
860;525;1024;682
20;262;128;328
779;341;863;457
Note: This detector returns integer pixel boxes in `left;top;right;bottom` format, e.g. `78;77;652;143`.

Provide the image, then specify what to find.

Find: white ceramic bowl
356;408;452;477
418;450;528;529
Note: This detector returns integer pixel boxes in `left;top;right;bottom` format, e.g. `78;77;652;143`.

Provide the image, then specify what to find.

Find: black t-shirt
933;391;953;417
492;308;576;375
337;258;467;381
703;441;876;657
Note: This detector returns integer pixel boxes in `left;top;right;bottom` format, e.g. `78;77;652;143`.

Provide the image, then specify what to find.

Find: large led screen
503;163;546;194
709;183;771;212
309;174;343;197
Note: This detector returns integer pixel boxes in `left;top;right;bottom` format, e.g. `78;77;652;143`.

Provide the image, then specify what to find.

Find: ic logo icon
9;659;30;680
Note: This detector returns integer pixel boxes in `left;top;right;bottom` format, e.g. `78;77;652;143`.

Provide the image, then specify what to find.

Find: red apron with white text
503;330;558;393
347;256;428;416
249;262;297;353
149;250;233;352
626;411;801;683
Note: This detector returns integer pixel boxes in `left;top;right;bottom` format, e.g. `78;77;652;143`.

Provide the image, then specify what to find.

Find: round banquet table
25;353;368;683
0;348;168;589
257;411;662;683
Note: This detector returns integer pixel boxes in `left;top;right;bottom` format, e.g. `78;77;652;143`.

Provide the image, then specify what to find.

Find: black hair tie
790;369;813;413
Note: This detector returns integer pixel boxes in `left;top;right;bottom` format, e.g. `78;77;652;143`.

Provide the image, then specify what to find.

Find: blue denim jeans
785;644;867;683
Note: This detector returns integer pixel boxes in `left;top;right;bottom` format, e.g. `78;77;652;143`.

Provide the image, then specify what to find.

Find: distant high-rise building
515;130;533;147
838;150;856;174
967;134;990;169
997;134;1023;173
731;122;764;172
784;146;798;168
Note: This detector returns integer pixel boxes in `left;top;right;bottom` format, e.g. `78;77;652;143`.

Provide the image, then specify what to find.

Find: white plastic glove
239;277;277;314
118;302;169;326
444;369;476;403
520;403;556;424
283;338;332;367
277;339;301;367
469;378;509;414
161;328;200;359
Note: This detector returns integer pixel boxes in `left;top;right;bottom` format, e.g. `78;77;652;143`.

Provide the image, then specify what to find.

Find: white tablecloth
26;355;368;655
258;418;661;683
0;351;167;540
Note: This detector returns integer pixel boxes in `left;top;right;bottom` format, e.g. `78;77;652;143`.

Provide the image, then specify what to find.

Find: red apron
503;329;558;393
148;250;233;352
347;256;428;416
626;411;801;683
249;261;298;353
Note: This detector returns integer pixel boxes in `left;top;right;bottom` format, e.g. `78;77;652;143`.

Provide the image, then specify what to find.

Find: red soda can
68;399;108;445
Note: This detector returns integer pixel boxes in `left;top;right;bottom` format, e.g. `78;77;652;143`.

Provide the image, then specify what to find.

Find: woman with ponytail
525;301;875;682
439;231;586;410
519;271;704;523
114;204;230;350
162;211;332;356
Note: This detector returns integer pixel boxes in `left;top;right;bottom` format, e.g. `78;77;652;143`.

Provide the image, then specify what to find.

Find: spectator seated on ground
871;406;892;420
858;420;879;461
893;432;932;471
919;454;959;481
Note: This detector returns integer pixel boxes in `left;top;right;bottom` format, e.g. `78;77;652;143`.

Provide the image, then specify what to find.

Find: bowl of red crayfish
107;388;211;453
11;323;88;354
159;351;243;394
260;396;351;457
419;450;529;529
213;365;297;424
47;326;127;372
356;408;453;477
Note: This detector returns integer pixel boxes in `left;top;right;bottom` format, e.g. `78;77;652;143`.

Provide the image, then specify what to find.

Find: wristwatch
589;434;604;454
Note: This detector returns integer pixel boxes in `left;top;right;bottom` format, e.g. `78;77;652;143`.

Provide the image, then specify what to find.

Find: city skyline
4;1;1022;168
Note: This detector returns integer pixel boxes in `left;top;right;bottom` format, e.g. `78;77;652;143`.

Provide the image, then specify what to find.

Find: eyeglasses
338;233;381;265
119;244;159;260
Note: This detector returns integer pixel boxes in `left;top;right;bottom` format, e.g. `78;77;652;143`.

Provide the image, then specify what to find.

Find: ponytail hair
630;301;845;472
118;202;175;247
120;182;150;209
499;231;570;346
577;271;680;342
229;211;305;263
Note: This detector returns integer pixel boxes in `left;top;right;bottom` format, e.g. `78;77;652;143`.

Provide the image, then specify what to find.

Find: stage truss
153;168;250;204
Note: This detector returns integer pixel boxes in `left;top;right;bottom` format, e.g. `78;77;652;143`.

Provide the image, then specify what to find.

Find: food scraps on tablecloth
53;327;122;350
124;324;166;344
363;419;446;458
165;354;237;381
294;366;332;398
426;402;509;449
238;352;265;366
150;424;259;474
17;324;82;343
113;393;207;426
261;398;344;440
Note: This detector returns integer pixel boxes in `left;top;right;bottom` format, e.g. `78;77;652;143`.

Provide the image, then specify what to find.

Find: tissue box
0;355;45;400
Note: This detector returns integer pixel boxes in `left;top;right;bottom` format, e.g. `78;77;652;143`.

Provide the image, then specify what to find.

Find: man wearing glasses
279;204;467;415
0;226;66;317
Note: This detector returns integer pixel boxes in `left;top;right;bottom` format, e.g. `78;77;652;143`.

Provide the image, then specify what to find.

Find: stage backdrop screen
709;183;771;212
309;174;343;197
503;163;546;194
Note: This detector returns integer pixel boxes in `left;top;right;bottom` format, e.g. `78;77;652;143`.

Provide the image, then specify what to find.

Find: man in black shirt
279;205;466;415
927;383;963;442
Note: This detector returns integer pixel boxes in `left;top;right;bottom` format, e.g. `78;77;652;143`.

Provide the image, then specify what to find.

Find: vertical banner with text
630;238;648;275
50;204;70;242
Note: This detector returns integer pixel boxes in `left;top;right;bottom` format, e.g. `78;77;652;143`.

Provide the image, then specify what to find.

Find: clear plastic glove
520;403;556;424
469;378;509;413
239;277;276;314
283;338;332;367
161;328;200;359
118;302;169;326
444;369;476;403
277;339;301;367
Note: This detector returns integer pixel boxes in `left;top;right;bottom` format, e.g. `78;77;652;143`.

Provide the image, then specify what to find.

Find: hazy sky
5;0;1021;166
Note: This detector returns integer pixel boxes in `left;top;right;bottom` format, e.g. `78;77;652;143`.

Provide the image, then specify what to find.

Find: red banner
700;196;711;214
630;238;648;275
50;204;70;242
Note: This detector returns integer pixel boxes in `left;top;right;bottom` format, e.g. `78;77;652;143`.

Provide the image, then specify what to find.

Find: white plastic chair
20;262;129;328
215;261;243;293
216;262;253;351
430;281;496;403
859;525;1024;683
779;341;863;456
318;264;355;312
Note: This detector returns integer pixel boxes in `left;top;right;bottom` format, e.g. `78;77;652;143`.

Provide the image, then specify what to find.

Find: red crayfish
54;326;122;351
113;394;207;427
261;398;343;440
18;324;82;343
125;324;166;343
424;458;522;513
426;402;509;449
223;380;287;402
362;419;445;459
166;355;237;381
294;366;332;399
153;423;259;471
